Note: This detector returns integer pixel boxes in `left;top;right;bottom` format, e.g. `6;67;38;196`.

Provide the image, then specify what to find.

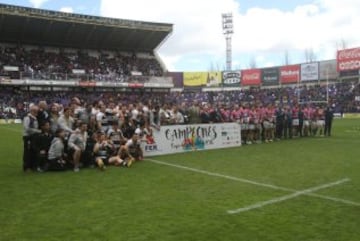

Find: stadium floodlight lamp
222;13;233;35
222;13;234;71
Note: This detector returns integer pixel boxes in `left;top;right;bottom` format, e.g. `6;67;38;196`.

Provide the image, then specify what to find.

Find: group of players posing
23;98;334;172
224;104;334;144
22;100;145;173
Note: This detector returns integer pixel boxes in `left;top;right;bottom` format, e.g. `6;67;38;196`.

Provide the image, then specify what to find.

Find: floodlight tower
222;13;234;71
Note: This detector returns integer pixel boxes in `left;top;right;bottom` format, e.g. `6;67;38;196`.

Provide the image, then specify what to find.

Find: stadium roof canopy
0;4;173;52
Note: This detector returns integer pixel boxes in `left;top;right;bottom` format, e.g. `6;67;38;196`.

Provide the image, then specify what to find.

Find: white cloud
157;54;180;71
29;0;49;8
100;0;360;71
59;7;74;13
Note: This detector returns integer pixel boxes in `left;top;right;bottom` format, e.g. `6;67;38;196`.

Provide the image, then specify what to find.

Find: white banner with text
142;123;242;156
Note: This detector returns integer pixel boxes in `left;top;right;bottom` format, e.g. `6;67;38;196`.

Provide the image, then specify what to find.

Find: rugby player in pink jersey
303;105;311;136
291;105;299;137
263;104;275;142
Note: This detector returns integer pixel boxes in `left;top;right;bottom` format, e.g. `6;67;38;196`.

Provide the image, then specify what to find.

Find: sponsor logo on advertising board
241;69;261;86
319;60;338;80
337;47;360;71
261;67;279;86
280;65;300;83
222;71;241;86
301;62;319;81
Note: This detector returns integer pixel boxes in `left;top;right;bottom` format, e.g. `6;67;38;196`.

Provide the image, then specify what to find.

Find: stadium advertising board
3;66;19;72
0;76;11;83
222;71;241;86
319;60;338;80
241;69;261;86
0;119;22;124
142;123;241;156
72;69;86;74
96;82;128;87
301;62;319;81
339;69;359;77
337;47;360;72
166;72;183;87
280;64;300;84
51;81;77;86
78;81;96;87
128;83;144;88
183;72;221;87
261;67;279;86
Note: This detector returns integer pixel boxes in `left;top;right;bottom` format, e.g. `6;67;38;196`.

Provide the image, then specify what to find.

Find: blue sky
1;0;360;72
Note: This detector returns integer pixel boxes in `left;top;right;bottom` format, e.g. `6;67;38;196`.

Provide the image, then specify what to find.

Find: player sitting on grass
93;132;130;170
125;133;144;161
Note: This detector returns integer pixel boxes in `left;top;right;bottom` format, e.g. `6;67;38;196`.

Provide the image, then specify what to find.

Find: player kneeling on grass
47;129;67;171
93;132;130;170
125;134;143;161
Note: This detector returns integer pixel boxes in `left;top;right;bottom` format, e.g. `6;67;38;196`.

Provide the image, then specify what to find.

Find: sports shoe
127;159;133;168
97;159;106;171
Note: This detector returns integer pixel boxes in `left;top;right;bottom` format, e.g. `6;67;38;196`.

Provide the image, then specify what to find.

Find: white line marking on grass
307;192;360;207
146;158;360;208
227;178;349;214
147;158;291;192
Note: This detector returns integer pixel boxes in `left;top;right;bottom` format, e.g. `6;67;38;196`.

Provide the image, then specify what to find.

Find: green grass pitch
0;119;360;241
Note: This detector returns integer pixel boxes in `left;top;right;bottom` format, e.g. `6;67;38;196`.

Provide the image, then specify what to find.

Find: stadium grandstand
0;3;173;86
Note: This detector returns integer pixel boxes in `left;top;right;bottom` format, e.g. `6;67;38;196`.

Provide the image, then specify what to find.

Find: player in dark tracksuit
275;107;284;139
298;107;305;137
283;108;292;139
23;105;41;171
324;106;334;136
31;121;53;171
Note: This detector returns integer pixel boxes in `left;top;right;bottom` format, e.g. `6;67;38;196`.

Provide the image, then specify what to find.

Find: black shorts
47;158;67;171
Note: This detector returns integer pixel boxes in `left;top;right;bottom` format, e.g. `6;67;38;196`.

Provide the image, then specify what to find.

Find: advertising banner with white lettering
280;65;300;84
337;47;360;72
319;60;338;80
261;67;279;86
241;69;261;86
3;66;19;72
222;71;241;86
142;123;241;156
301;62;319;81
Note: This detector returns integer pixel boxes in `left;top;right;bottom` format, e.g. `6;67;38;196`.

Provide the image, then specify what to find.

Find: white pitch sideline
146;159;360;208
227;178;349;214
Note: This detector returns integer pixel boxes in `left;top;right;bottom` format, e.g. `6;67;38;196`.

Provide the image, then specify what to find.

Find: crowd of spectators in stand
0;45;163;81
